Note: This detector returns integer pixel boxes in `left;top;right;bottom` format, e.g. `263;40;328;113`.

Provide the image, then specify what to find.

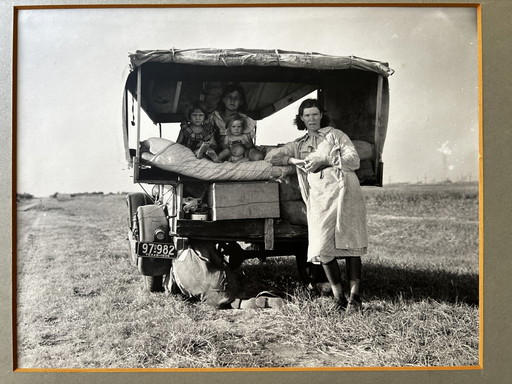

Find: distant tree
16;193;34;202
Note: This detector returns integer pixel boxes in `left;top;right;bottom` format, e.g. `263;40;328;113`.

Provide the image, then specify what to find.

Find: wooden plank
176;219;307;240
264;218;274;250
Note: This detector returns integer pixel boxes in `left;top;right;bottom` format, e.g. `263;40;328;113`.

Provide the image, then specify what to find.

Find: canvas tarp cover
128;48;394;77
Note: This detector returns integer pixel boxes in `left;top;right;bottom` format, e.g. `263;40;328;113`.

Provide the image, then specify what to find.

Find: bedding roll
141;138;294;181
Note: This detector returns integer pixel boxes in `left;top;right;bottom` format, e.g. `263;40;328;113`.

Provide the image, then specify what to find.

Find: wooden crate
207;182;280;221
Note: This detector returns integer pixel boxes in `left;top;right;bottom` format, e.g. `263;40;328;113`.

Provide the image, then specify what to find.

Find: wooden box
207;182;280;221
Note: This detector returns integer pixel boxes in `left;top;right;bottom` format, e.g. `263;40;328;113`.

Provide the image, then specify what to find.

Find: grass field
15;183;479;369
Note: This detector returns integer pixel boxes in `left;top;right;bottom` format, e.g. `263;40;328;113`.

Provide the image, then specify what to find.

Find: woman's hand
304;155;329;173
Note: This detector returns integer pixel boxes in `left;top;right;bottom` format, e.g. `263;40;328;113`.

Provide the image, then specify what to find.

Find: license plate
136;242;176;259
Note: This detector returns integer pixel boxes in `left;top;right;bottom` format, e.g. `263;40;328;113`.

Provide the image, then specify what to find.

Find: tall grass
16;184;479;369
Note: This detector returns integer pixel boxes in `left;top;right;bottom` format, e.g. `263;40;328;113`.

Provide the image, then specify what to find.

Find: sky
16;6;479;196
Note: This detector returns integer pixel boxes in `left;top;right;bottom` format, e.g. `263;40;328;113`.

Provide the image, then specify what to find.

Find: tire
126;192;153;230
126;192;153;265
143;275;165;293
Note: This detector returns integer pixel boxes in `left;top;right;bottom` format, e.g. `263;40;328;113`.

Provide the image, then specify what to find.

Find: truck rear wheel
143;275;165;293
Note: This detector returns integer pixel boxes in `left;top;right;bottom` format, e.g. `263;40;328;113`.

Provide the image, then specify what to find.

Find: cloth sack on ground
167;240;277;308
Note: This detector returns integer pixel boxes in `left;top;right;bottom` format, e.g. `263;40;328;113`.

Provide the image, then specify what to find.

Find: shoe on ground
254;291;285;309
334;296;349;311
346;294;363;313
230;298;259;309
254;296;284;309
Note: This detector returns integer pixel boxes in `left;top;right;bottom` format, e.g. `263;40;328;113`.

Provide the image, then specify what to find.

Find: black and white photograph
12;3;481;371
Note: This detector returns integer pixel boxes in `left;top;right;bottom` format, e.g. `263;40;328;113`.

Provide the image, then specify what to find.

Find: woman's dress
276;126;368;263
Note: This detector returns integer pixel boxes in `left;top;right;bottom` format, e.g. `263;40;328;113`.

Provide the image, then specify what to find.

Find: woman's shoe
346;294;363;313
334;296;349;311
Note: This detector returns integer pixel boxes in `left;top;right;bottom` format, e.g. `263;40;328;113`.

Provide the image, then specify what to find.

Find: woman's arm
269;142;305;167
331;132;360;171
304;130;360;172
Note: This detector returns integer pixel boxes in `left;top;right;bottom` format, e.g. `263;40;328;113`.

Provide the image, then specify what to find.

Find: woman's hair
294;98;330;131
225;114;246;133
186;100;208;121
217;83;247;112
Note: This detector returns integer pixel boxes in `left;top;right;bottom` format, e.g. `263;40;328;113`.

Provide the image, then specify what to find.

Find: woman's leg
321;259;347;309
346;257;362;310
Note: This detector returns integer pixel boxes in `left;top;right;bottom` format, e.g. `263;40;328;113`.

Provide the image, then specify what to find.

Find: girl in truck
176;100;221;162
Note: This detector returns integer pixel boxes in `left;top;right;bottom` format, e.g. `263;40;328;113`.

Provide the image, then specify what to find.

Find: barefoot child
176;101;220;162
217;114;254;162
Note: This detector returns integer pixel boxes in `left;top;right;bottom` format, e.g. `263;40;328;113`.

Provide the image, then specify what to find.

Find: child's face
190;109;205;126
228;120;243;136
222;91;242;112
231;144;245;157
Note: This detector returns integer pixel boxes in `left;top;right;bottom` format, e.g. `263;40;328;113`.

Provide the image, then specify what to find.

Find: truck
122;48;393;292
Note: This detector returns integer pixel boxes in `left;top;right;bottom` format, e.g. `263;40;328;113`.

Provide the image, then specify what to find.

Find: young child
176;101;220;162
217;114;254;162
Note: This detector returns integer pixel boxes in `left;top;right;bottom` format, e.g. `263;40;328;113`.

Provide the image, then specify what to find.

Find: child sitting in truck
218;114;254;162
176;101;220;162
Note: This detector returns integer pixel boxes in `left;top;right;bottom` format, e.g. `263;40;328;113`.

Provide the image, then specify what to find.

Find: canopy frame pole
374;75;384;173
172;81;182;114
122;88;131;165
134;66;142;182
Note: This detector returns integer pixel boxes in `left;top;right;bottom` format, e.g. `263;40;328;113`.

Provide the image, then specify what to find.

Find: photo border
2;0;509;383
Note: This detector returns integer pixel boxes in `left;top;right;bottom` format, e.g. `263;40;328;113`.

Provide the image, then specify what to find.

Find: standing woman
270;99;368;312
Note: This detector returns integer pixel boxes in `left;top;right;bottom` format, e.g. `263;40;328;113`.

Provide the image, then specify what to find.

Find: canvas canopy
125;48;393;123
129;48;394;76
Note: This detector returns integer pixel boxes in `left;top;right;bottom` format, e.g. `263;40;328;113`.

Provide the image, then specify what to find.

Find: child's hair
225;114;246;133
186;100;208;121
217;83;247;112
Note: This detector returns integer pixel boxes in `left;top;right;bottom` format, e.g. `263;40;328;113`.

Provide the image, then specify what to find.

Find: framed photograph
2;0;511;383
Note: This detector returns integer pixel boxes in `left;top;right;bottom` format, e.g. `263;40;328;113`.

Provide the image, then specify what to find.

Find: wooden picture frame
2;0;510;383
